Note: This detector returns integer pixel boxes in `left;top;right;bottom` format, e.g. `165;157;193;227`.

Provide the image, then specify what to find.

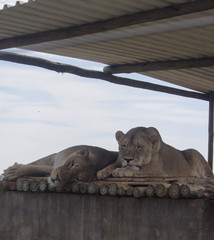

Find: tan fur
97;127;213;179
3;145;118;187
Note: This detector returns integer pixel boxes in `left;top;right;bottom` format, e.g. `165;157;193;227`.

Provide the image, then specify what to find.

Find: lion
3;145;118;187
97;127;213;179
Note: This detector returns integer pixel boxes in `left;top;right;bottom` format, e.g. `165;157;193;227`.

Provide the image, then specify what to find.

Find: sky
0;0;210;174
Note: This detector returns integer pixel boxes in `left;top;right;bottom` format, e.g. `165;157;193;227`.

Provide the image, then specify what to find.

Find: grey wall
0;191;214;240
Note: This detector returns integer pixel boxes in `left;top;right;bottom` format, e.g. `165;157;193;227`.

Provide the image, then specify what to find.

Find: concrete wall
0;191;214;240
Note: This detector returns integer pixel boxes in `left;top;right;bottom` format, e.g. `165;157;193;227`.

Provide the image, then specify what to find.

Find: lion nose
55;173;61;181
124;157;134;163
51;173;61;183
51;177;56;183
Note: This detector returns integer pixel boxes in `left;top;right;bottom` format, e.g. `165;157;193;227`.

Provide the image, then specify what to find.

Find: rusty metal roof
0;0;214;93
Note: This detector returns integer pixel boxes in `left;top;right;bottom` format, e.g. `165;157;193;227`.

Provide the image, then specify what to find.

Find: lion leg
4;164;52;181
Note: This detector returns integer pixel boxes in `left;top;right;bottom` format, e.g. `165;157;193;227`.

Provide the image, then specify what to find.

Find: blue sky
0;1;210;174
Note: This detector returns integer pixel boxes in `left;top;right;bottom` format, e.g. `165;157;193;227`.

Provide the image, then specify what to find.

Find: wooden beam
208;92;214;170
0;51;209;101
0;0;214;49
104;57;214;74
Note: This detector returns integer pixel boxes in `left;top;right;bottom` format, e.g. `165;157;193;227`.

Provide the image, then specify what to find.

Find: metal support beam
0;51;209;101
208;92;214;170
104;57;214;74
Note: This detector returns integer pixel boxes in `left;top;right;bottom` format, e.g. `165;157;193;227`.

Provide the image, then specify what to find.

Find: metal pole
208;92;214;170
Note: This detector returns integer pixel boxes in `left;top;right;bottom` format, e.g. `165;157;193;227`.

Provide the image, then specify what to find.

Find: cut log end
100;185;109;196
71;182;80;193
88;182;99;194
39;180;47;192
108;184;118;196
168;184;180;199
155;184;167;198
180;184;190;197
146;185;155;197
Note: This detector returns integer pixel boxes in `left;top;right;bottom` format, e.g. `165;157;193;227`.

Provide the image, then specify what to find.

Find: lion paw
112;168;125;177
3;163;24;181
112;168;134;177
97;169;111;180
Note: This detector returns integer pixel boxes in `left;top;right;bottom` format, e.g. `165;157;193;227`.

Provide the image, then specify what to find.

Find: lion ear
149;135;160;153
79;147;89;159
115;131;124;142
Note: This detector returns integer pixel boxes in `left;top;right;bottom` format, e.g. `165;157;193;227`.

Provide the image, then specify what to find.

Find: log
64;184;71;192
108;184;118;196
56;186;64;193
168;184;180;199
88;182;99;194
22;180;30;192
146;185;155;197
155;184;168;198
79;183;88;194
71;182;80;193
117;187;126;196
126;187;134;196
8;182;16;191
197;189;204;198
39;180;47;192
0;181;9;191
180;184;191;198
30;181;39;192
100;185;109;196
133;187;146;198
16;179;23;191
48;183;56;192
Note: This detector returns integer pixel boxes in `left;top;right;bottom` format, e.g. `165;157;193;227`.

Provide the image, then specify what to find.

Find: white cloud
0;58;210;174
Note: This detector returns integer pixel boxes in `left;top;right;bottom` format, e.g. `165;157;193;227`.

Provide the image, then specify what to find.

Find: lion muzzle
124;157;134;163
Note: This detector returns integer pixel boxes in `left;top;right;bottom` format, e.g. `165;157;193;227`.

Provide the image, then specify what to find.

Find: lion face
48;147;96;187
116;127;161;169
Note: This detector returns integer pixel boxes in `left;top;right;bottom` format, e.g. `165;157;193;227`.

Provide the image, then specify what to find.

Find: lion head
116;127;162;169
48;147;96;187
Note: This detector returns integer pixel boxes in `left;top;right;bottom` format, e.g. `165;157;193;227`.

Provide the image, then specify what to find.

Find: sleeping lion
3;145;118;187
97;127;213;179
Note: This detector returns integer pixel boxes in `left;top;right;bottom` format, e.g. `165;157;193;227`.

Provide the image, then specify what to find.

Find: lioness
3;145;118;187
97;127;213;179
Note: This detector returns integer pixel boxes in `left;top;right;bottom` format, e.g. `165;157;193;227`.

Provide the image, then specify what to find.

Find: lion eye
121;144;126;149
68;161;74;168
137;145;142;150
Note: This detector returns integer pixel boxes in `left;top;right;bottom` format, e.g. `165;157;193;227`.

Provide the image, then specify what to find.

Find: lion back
183;149;213;178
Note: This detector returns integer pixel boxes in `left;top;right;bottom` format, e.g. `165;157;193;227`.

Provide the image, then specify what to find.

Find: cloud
0;59;209;173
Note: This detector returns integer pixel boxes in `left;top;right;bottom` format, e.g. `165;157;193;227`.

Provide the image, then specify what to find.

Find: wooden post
88;182;99;194
39;180;47;192
71;182;80;193
108;184;118;196
146;185;155;197
80;183;88;194
208;92;214;170
100;185;109;196
168;184;180;199
180;184;190;198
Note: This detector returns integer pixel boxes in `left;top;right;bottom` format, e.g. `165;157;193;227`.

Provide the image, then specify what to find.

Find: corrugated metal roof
0;0;214;93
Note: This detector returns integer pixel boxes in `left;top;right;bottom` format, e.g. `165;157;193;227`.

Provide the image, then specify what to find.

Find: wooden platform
1;176;214;199
0;191;214;240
